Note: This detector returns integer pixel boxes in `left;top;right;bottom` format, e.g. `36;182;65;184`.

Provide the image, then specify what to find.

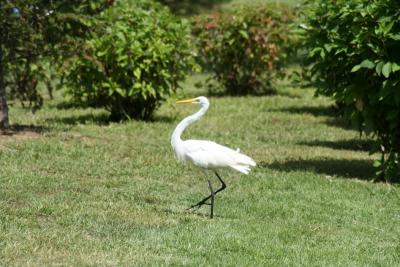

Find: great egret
171;96;256;218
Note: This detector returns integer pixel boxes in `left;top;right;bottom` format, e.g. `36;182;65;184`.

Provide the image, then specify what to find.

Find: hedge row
192;4;298;95
302;0;400;181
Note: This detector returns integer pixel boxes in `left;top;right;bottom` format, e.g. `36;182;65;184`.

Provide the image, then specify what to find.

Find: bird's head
176;96;209;106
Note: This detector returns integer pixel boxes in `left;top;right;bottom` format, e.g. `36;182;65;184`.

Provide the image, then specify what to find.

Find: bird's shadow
298;139;372;152
260;158;376;181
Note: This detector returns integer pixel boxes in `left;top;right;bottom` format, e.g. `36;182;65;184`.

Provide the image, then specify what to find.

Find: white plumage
171;96;256;218
171;96;256;173
181;140;255;174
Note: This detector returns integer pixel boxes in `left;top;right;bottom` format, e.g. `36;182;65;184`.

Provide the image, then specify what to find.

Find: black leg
214;171;226;192
208;180;214;219
187;171;227;211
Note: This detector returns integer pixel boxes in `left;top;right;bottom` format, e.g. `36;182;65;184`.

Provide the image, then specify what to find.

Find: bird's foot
186;201;211;211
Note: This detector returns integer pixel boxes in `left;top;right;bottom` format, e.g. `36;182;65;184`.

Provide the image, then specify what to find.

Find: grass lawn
0;79;399;266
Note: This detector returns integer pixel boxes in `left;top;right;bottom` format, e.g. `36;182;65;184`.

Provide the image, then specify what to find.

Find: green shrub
302;0;400;181
156;0;230;16
0;0;115;129
6;59;46;111
62;0;197;120
192;5;298;95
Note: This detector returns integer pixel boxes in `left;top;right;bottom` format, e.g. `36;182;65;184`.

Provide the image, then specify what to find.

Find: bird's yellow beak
176;98;197;104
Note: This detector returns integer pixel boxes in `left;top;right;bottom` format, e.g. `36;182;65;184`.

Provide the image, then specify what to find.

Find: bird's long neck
171;103;209;147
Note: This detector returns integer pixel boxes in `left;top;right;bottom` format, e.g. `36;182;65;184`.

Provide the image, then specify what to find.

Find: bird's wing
183;140;256;173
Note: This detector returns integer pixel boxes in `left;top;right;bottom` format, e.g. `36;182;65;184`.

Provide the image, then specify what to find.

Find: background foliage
2;0;398;180
192;4;298;95
1;0;400;265
62;0;197;120
0;0;115;111
302;0;400;181
156;0;230;16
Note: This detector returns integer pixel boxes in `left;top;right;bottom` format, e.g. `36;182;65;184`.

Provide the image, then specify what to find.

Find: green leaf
310;47;322;57
97;50;108;57
133;82;142;89
382;62;392;78
359;59;375;69
134;68;141;79
388;34;400;40
30;64;38;71
375;61;384;75
115;87;125;96
320;49;325;59
380;20;394;35
324;44;333;52
116;32;126;42
239;30;249;39
373;160;381;168
351;65;361;72
391;63;400;73
117;55;128;62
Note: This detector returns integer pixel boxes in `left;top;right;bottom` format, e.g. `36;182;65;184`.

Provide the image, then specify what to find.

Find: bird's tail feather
235;153;256;167
230;164;252;175
229;151;256;174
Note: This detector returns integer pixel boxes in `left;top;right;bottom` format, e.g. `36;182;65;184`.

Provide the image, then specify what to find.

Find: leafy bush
62;0;197;120
192;5;298;95
156;0;230;16
302;0;400;181
0;0;115;128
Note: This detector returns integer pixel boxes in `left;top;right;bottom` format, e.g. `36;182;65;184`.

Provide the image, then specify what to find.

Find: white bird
171;96;256;218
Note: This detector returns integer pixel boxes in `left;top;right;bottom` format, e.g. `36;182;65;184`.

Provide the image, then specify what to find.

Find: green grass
1;81;399;266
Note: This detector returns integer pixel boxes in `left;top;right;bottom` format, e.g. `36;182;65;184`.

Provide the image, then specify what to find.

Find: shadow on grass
273;105;337;117
260;158;375;180
298;139;372;152
207;88;278;98
149;115;176;124
275;105;361;131
45;113;177;126
325;117;356;130
52;101;90;110
0;124;49;136
45;113;110;126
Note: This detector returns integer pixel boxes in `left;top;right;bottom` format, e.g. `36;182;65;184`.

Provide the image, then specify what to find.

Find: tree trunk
0;45;9;129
